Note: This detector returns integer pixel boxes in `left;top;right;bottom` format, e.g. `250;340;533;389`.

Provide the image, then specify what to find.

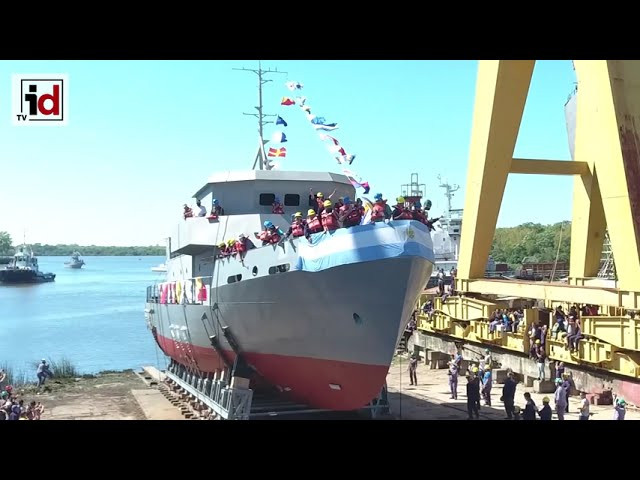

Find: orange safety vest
396;208;413;220
307;216;323;233
322;210;339;231
266;230;281;244
341;205;361;225
372;203;385;221
272;203;284;214
291;221;305;237
235;240;246;254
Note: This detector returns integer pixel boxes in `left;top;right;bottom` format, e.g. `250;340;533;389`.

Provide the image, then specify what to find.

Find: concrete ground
385;354;640;420
31;372;147;420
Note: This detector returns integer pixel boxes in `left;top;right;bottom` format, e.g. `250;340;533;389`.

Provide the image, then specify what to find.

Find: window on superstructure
268;263;290;275
227;274;242;284
259;194;275;206
284;194;300;206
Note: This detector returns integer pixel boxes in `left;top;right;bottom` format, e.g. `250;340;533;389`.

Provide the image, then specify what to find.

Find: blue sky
0;60;577;246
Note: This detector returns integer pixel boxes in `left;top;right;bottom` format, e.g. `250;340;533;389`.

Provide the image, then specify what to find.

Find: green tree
0;231;12;255
490;221;571;268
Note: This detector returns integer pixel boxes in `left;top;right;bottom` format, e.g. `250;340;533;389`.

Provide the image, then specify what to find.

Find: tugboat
64;251;85;269
0;245;56;284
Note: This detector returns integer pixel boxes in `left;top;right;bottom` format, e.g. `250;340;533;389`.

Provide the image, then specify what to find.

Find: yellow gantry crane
416;61;640;382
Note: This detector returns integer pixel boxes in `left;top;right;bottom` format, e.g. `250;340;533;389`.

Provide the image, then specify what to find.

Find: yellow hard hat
472;367;479;373
294;212;302;217
317;192;324;197
218;243;225;248
308;209;316;216
397;196;405;203
227;239;235;245
323;200;332;207
535;339;541;344
484;365;490;370
542;396;550;403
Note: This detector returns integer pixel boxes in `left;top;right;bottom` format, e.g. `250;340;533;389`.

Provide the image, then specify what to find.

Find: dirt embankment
17;370;146;420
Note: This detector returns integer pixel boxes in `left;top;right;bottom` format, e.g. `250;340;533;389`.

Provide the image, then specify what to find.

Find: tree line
490;221;571;268
2;223;572;263
0;232;164;256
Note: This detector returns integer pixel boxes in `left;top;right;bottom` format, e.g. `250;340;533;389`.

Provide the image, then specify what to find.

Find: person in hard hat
338;196;362;228
481;365;493;406
321;200;339;233
466;369;481;419
392;196;413;220
554;378;567;420
255;220;283;245
305;209;324;241
501;371;517;419
234;234;255;260
211;198;225;217
371;193;386;222
271;196;285;214
284;212;306;240
216;242;228;259
613;397;627;420
226;239;237;257
308;188;336;216
538;397;552;420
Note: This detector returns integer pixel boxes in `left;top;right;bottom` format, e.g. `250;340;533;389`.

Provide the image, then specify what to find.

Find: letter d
37;84;60;115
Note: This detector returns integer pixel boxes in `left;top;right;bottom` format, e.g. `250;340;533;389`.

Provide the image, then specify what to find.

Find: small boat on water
0;245;55;284
64;251;85;269
151;263;167;273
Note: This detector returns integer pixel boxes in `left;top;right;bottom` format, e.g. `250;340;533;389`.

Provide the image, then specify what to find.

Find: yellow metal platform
420;60;640;382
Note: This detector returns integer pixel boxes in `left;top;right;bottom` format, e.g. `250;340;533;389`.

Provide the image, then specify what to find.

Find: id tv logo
12;74;68;126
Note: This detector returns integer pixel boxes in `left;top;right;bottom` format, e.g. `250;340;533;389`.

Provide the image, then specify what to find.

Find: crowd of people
0;360;50;421
405;344;629;420
183;189;442;261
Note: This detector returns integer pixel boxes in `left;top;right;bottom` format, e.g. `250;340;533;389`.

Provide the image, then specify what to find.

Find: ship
64;251;85;269
144;67;435;412
402;174;496;289
151;263;167;273
0;245;55;284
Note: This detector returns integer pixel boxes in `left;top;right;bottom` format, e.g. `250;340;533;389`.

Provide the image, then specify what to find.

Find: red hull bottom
157;334;388;411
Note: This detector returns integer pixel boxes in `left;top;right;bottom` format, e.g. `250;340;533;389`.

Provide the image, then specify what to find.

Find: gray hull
146;255;432;410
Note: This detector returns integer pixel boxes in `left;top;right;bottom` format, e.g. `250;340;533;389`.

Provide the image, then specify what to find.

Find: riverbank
16;370;147;420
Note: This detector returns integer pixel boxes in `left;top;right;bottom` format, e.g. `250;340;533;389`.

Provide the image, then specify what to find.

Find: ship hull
65;262;84;269
0;269;55;283
146;255;432;411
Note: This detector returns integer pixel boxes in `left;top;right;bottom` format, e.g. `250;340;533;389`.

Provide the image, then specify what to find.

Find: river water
0;256;168;377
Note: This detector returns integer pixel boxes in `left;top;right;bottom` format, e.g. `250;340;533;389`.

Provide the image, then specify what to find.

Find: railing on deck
146;276;213;306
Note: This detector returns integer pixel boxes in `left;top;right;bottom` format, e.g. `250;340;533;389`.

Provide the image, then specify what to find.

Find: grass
1;358;135;388
0;362;29;386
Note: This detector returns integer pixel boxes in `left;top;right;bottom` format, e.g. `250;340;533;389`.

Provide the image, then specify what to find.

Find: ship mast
234;62;287;170
437;174;459;218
